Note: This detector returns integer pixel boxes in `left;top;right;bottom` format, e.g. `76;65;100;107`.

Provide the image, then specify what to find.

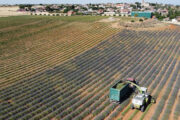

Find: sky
0;0;179;5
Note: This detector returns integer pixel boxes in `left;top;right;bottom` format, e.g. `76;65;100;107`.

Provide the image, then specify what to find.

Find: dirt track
0;6;30;17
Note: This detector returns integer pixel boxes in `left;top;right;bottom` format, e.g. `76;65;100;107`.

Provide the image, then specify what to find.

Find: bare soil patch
0;6;30;17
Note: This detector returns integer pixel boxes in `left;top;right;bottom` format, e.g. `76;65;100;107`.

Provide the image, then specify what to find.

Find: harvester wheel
141;106;145;112
131;104;134;109
151;98;156;103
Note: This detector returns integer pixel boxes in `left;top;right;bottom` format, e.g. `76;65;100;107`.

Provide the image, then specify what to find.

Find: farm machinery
109;78;155;112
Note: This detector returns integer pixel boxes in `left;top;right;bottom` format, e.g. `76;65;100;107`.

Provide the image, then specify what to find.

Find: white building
172;19;178;23
120;9;131;17
99;4;105;8
142;0;150;7
88;8;93;12
104;12;115;16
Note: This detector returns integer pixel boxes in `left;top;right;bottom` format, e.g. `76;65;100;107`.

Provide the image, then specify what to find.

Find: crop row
1;20;119;88
0;29;141;118
161;73;180;120
60;29;174;119
132;30;180;119
107;30;180;119
0;29;179;120
0;29;152;119
151;62;179;120
39;29;150;119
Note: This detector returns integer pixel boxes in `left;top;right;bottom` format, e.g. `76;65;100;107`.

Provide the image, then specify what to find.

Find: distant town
1;1;180;22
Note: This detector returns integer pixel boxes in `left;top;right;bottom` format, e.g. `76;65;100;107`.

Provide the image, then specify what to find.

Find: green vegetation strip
128;110;138;120
140;104;152;120
121;105;131;116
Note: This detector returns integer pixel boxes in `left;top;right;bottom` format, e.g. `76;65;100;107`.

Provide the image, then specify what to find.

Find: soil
121;109;134;120
0;6;30;17
98;17;120;23
104;105;119;120
112;102;131;120
132;44;169;119
158;74;179;120
111;22;123;29
143;59;179;120
169;91;180;120
133;111;142;120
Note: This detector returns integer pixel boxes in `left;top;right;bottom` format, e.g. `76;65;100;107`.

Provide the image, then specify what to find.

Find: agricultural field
0;16;180;120
0;6;29;17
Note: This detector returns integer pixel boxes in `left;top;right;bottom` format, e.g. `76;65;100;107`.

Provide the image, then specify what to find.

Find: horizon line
0;2;179;6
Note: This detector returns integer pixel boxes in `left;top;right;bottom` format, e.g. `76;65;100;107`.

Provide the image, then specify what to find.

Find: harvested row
102;30;169;120
161;72;180;120
1;16;120;89
28;30;150;120
0;29;153;119
111;30;179;120
132;33;180;120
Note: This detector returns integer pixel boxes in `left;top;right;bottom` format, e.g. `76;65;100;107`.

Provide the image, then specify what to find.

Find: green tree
19;4;32;11
167;9;180;19
139;19;143;22
63;8;69;13
27;5;32;10
130;5;137;9
91;7;98;10
152;12;165;20
150;3;156;6
45;6;53;12
19;5;26;9
82;7;87;11
135;2;141;9
73;9;79;12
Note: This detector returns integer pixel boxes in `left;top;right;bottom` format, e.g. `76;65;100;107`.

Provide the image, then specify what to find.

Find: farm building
131;11;152;18
67;11;76;16
104;12;115;16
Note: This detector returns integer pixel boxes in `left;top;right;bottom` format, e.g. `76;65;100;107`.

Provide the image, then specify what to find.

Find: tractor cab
140;87;147;94
132;93;145;106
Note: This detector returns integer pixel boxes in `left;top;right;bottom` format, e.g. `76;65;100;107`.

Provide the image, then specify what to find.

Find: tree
130;5;137;9
152;12;166;20
19;5;26;9
150;3;156;6
135;2;141;9
59;5;64;9
73;9;79;12
82;7;87;11
45;6;53;12
99;7;104;10
91;6;98;10
27;5;32;11
63;8;69;13
71;5;75;10
167;9;180;19
19;4;32;11
139;19;143;22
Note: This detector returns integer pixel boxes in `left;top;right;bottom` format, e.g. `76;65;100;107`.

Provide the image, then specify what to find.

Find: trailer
109;78;155;112
109;81;131;103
